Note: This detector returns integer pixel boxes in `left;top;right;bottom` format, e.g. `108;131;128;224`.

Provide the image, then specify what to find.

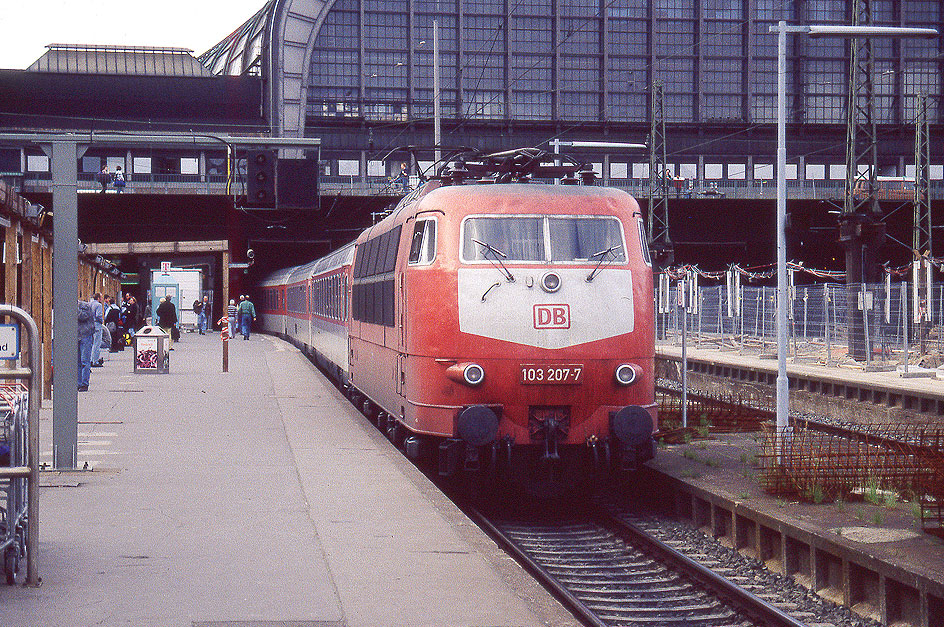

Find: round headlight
615;364;638;386
541;271;561;293
463;363;485;386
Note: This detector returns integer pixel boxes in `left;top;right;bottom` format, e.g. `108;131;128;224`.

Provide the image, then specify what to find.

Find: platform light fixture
769;22;938;450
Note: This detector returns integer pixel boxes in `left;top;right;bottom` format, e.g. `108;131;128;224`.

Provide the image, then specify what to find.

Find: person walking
156;296;178;350
77;298;95;391
90;293;105;367
237;294;256;340
112;166;126;193
227;299;237;338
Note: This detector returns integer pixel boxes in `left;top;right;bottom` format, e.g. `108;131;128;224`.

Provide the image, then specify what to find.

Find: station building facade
201;0;944;202
1;0;943;271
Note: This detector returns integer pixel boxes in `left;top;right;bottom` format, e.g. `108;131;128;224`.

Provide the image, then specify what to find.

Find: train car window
367;236;383;276
408;220;437;265
462;217;544;261
637;220;652;266
353;244;366;278
548;217;626;262
382;225;402;272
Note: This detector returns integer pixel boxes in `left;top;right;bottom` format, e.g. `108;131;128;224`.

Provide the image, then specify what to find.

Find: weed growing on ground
911;501;923;528
801;484;825;504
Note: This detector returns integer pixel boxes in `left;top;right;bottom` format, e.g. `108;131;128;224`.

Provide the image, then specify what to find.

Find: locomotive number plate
520;364;584;385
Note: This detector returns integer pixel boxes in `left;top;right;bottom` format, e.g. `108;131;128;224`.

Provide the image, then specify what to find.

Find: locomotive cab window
461;216;626;263
408;219;437;265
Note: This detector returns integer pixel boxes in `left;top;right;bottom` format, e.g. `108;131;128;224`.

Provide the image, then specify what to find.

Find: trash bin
133;326;169;374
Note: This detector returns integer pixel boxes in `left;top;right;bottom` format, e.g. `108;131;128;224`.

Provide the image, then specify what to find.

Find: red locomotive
259;150;657;492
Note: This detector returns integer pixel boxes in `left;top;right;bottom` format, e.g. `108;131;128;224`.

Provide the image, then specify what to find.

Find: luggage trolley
0;384;29;583
0;305;41;587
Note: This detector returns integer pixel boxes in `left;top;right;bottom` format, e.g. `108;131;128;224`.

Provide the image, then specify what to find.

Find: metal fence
657;280;944;368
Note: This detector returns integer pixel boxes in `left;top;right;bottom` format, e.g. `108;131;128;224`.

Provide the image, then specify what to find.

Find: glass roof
199;0;275;77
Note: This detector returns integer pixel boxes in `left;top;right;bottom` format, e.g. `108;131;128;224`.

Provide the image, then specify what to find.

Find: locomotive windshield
462;216;626;263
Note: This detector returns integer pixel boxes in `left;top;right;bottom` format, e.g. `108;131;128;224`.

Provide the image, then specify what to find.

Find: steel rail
596;508;809;627
467;508;609;627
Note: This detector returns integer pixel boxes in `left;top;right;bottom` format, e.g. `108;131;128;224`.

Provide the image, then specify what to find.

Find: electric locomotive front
400;183;656;483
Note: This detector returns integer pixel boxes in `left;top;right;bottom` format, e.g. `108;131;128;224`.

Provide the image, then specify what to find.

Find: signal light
246;149;277;206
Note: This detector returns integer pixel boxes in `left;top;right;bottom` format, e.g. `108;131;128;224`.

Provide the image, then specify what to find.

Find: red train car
259;152;656;491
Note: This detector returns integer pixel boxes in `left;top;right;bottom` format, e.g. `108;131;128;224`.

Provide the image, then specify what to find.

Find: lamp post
769;22;937;446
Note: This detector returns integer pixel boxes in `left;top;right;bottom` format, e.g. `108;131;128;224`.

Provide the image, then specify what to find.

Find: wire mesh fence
656;280;944;369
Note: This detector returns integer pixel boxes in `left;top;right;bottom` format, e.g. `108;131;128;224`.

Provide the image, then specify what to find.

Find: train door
400;216;438;399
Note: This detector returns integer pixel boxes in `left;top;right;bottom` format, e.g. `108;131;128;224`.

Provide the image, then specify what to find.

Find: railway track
469;501;814;627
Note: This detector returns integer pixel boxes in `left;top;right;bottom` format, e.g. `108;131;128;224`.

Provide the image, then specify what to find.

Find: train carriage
260;151;656;491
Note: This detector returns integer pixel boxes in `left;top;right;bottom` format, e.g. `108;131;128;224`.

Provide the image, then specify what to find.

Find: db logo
534;304;570;329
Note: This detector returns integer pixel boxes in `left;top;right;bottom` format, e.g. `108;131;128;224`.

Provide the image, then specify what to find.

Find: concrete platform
653;343;944;625
0;332;578;627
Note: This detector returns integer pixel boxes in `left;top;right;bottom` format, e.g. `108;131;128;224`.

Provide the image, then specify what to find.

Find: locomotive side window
548;217;626;262
408;219;437;265
637;219;652;266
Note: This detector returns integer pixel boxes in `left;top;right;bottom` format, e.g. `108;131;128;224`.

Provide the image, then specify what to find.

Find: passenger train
258;150;657;492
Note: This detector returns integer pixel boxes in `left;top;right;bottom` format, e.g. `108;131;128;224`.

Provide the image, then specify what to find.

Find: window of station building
133;157;152;175
367;161;385;177
610;163;628;180
754;164;774;180
805;164;826;181
632;163;649;180
26;155;49;173
81;157;100;173
829;165;846;180
679;164;697;181
181;158;199;176
106;157;124;173
727;164;746;180
0;149;18;175
338;160;359;176
704;164;724;180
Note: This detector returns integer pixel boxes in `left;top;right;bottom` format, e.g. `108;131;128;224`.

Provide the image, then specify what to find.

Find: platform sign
160;261;171;274
0;324;19;360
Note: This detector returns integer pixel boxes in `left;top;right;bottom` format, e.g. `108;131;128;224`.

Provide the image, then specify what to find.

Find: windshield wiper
586;245;622;282
472;238;515;282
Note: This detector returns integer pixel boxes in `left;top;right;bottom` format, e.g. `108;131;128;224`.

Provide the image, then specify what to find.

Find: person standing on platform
193;298;203;334
156;296;178;350
237;294;256;340
77;298;95;391
128;296;141;331
105;296;122;352
97;165;110;193
227;299;237;338
90;293;105;368
200;295;211;334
